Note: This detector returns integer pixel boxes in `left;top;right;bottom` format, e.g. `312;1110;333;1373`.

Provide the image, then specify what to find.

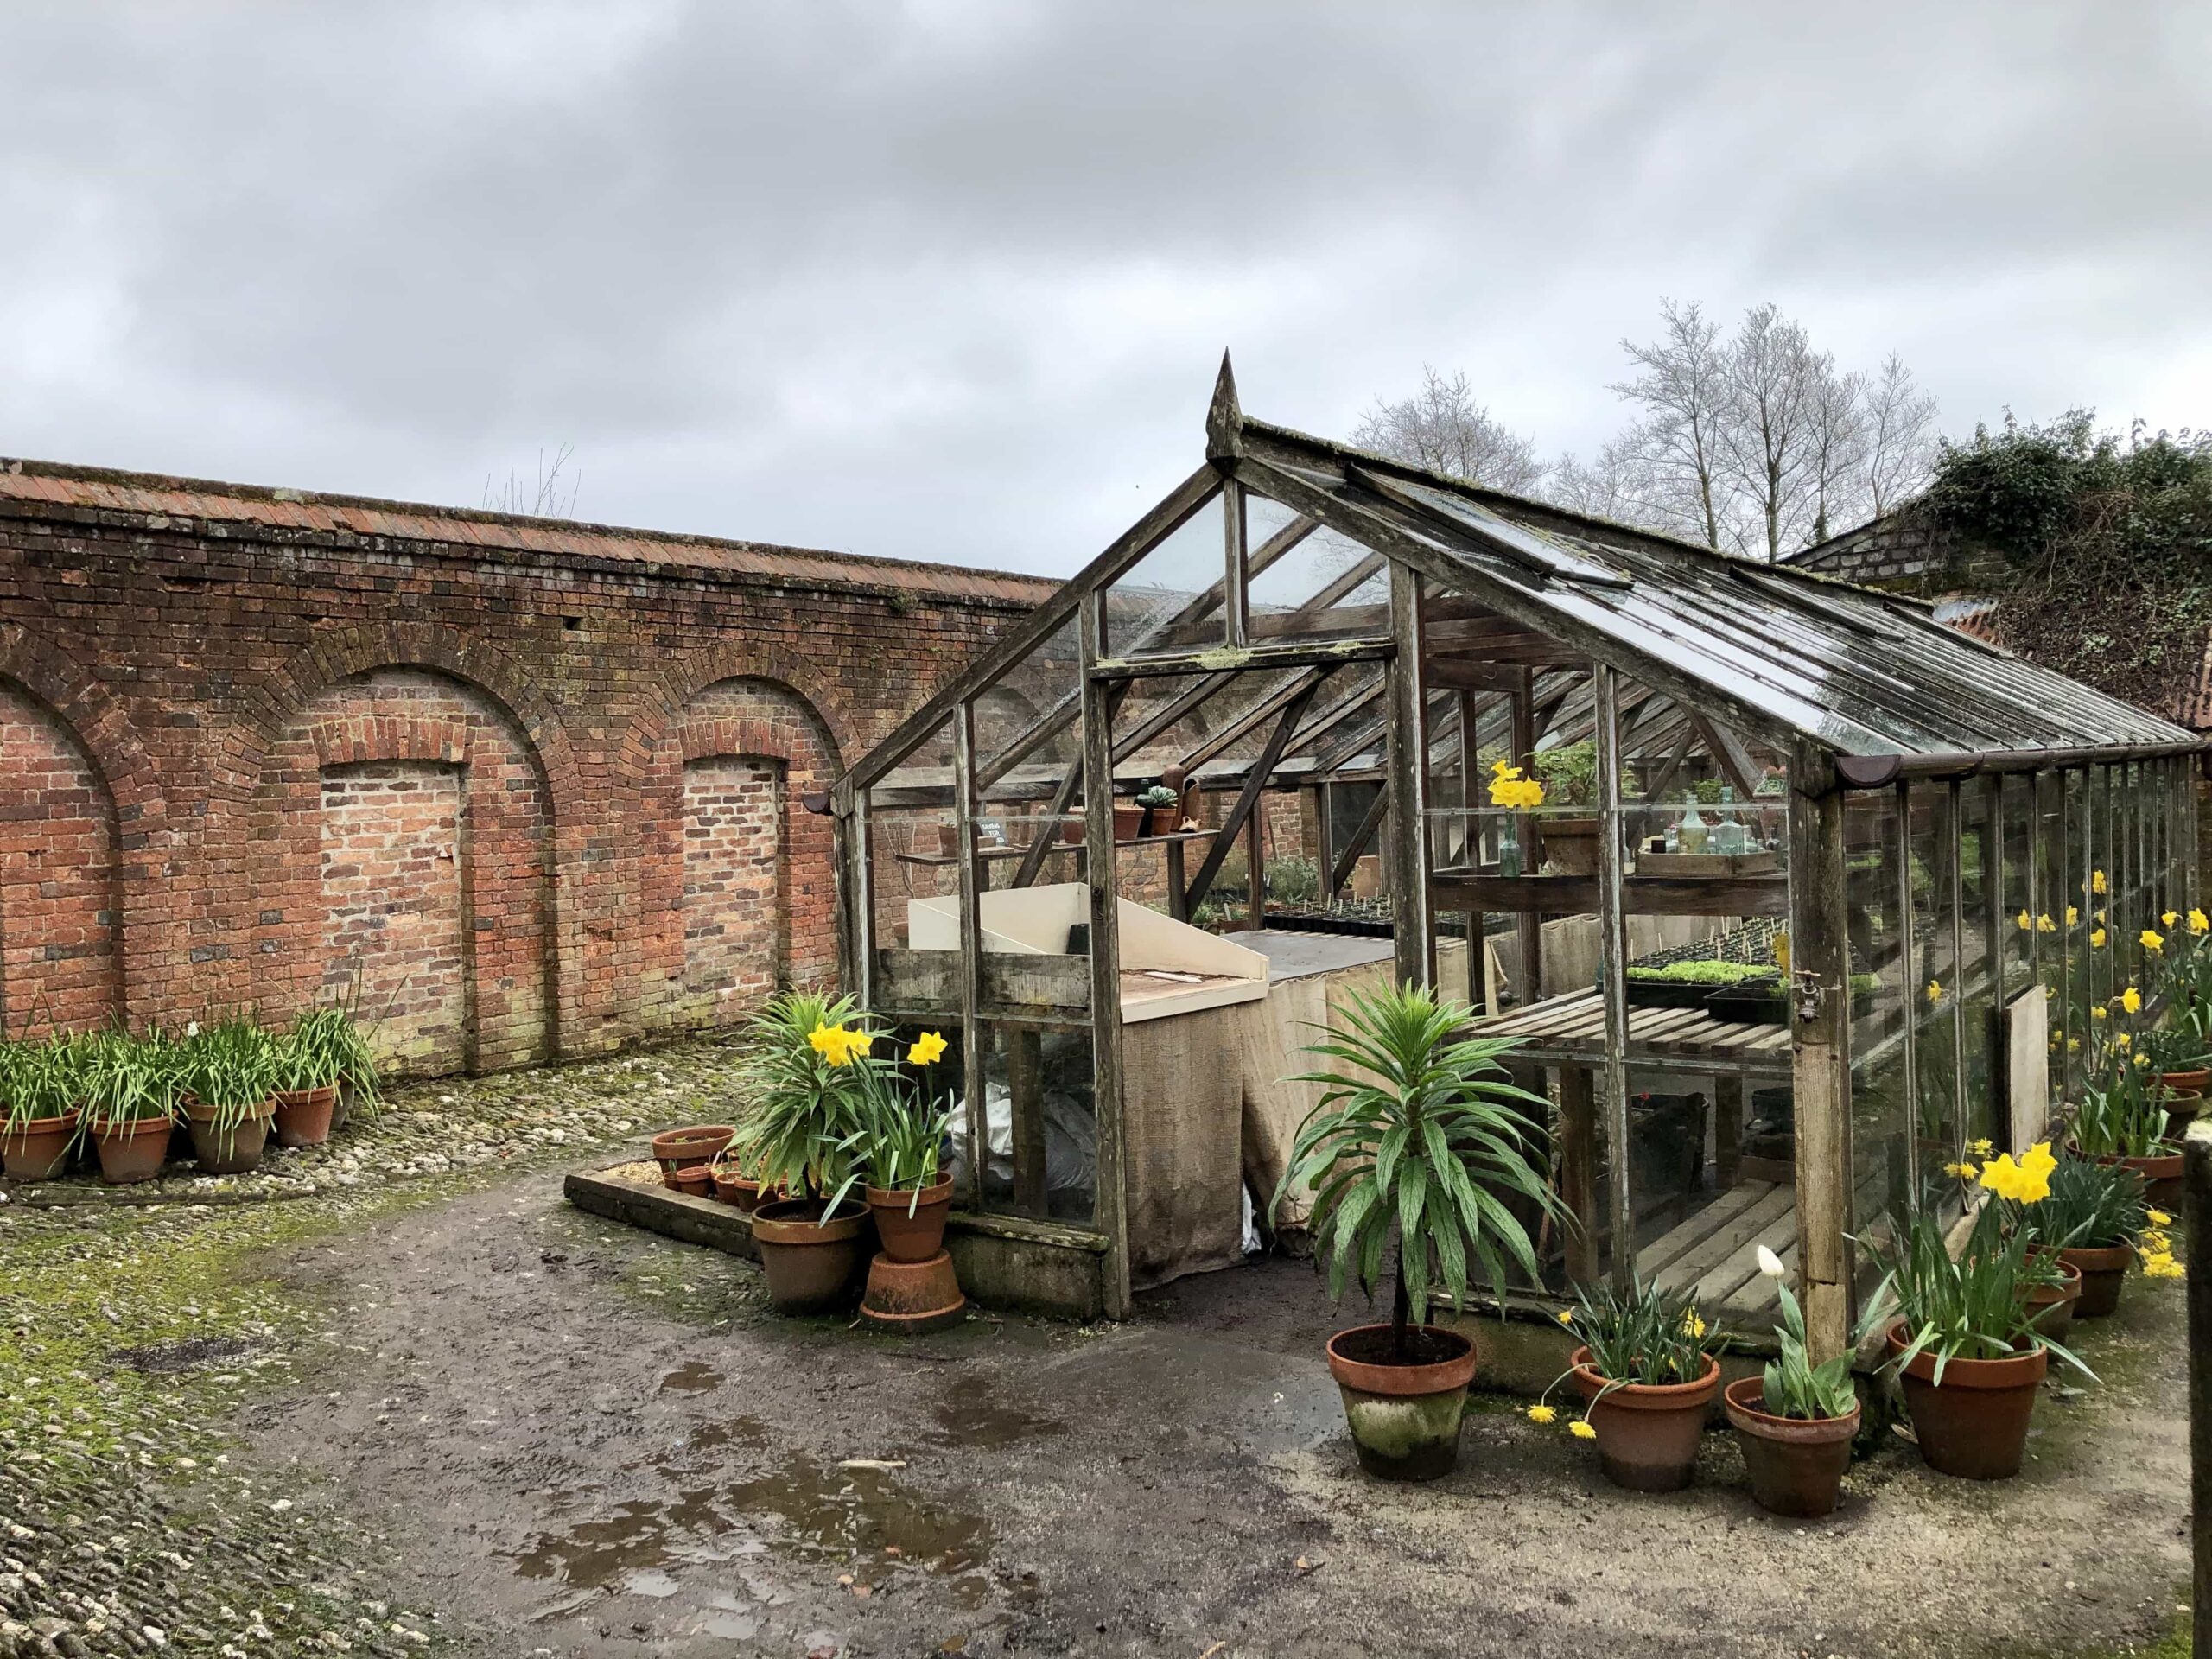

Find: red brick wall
0;461;1052;1074
0;683;119;1035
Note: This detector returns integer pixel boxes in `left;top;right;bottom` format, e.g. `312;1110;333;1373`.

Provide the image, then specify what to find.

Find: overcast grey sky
3;3;2205;575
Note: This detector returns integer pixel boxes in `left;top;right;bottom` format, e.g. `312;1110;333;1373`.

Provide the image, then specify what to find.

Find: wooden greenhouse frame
831;359;2208;1355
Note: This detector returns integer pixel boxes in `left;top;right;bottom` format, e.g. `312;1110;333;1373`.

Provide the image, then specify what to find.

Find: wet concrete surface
251;1174;2191;1658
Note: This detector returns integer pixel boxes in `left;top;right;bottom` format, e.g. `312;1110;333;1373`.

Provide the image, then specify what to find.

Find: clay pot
2091;1147;2183;1212
1886;1321;2047;1480
184;1096;276;1175
1;1111;79;1182
1111;804;1146;842
2024;1256;2083;1348
2161;1086;2202;1143
710;1169;760;1210
751;1198;871;1315
1722;1376;1859;1518
865;1175;953;1263
1570;1348;1722;1492
859;1249;966;1334
89;1115;173;1185
1539;816;1603;877
2160;1068;2209;1096
1324;1323;1479;1482
272;1084;339;1149
670;1164;715;1201
651;1124;735;1187
2060;1240;2133;1319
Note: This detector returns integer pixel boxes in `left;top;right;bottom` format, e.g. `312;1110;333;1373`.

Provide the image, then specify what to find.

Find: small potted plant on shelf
1134;784;1181;837
80;1030;181;1185
1861;1145;2090;1481
1274;982;1565;1482
1722;1244;1870;1517
181;1017;280;1173
0;1034;84;1182
1541;1277;1722;1492
731;989;874;1314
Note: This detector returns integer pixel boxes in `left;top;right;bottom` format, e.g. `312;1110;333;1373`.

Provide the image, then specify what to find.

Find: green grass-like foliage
1624;959;1772;987
1275;982;1564;1361
2018;1152;2147;1250
844;1046;956;1213
2073;1059;2173;1159
1;1032;88;1126
1561;1276;1714;1389
78;1027;186;1129
729;988;873;1214
1758;1262;1861;1421
184;1016;280;1120
1859;1202;2088;1385
272;1006;350;1094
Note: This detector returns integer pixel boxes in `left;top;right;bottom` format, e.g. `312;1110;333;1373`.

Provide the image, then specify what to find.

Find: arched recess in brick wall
0;677;123;1035
252;666;556;1079
647;675;842;1033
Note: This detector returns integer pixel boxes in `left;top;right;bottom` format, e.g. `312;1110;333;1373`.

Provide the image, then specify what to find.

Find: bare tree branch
483;443;582;518
1608;300;1735;550
1862;352;1940;517
1352;366;1548;496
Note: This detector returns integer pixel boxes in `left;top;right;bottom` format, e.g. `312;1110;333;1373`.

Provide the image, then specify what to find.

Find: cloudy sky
3;3;2205;575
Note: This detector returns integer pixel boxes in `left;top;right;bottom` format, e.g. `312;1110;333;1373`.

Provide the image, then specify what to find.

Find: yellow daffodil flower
1970;1138;1993;1157
808;1022;849;1062
2090;1005;2107;1020
2067;906;2081;927
1527;1404;1556;1425
2120;985;2142;1015
2090;927;2107;948
2148;1208;2172;1227
1570;1420;1598;1440
2142;1251;2186;1281
1979;1141;2054;1205
1556;1308;1574;1326
2016;910;2032;931
1925;979;1943;1006
2068;1037;2082;1052
2141;928;2165;954
2093;868;2108;895
2191;909;2209;935
2164;910;2180;928
1942;1161;1978;1179
2115;1031;2133;1050
907;1030;949;1066
2037;913;2057;933
1681;1311;1707;1340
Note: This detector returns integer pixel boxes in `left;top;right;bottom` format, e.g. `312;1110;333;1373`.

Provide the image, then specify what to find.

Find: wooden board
1477;986;1794;1075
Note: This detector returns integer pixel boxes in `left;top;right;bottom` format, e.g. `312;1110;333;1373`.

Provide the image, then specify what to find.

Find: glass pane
1909;782;1961;1210
1105;491;1224;658
1847;787;1910;1291
963;1021;1096;1226
1244;493;1389;645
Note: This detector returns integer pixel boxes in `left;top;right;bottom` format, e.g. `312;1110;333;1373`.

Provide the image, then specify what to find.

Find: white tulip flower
1756;1244;1786;1281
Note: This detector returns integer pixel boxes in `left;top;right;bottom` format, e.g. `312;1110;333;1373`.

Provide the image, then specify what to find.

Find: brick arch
647;674;842;1033
0;624;169;1029
639;641;856;775
249;662;560;1077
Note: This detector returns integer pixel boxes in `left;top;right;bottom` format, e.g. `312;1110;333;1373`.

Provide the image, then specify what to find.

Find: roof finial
1205;349;1243;462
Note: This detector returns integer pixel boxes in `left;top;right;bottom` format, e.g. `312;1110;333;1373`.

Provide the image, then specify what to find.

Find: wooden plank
1329;785;1388;899
1081;590;1132;1320
1556;1065;1599;1283
1429;872;1790;918
1636;1180;1773;1280
1388;562;1433;988
1655;1185;1796;1294
1695;1198;1800;1308
1185;677;1328;916
1092;637;1393;681
1789;739;1853;1358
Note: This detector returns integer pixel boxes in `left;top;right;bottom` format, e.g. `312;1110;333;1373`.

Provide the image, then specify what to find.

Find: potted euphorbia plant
1274;982;1564;1481
1722;1244;1868;1517
731;990;874;1315
1541;1278;1721;1492
0;1035;82;1182
1862;1145;2091;1481
181;1017;280;1173
80;1030;181;1185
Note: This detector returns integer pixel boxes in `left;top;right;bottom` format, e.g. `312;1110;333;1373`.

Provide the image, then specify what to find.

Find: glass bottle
1678;796;1709;855
1713;785;1746;856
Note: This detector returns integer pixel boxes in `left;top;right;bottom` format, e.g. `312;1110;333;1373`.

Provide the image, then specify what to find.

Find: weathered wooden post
2188;1116;2211;1656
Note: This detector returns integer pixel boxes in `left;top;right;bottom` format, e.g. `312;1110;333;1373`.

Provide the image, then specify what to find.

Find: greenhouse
829;359;2206;1356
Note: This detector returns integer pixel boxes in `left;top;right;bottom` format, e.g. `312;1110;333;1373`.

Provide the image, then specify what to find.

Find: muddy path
246;1172;2190;1659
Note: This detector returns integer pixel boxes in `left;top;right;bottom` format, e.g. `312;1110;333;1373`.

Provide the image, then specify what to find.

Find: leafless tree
1352;366;1548;496
1801;365;1870;547
1546;435;1643;524
1718;302;1836;561
483;443;582;518
1861;353;1940;517
1607;300;1736;550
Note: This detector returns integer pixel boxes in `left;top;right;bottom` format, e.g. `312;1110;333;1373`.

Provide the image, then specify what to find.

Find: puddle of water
683;1414;768;1452
929;1398;1064;1449
725;1456;990;1576
658;1361;723;1395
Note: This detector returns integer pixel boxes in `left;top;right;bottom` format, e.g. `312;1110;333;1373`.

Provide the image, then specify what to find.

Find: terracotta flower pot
184;1096;276;1175
2059;1240;2133;1319
1;1111;79;1182
2161;1086;2202;1144
670;1164;715;1200
1886;1321;2047;1480
2091;1147;2183;1211
2024;1256;2083;1348
1722;1376;1859;1518
651;1124;735;1187
2160;1068;2209;1095
865;1175;954;1263
272;1084;339;1149
1324;1323;1479;1482
751;1198;871;1315
89;1115;172;1185
1539;816;1603;877
1570;1348;1721;1492
710;1169;760;1210
859;1249;966;1334
1111;803;1146;842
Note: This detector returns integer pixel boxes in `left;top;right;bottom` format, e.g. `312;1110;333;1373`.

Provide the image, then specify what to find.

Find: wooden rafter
1184;675;1330;916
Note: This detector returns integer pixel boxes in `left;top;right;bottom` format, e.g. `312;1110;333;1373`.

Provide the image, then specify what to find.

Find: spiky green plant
1274;982;1567;1363
2073;1059;2173;1158
78;1028;183;1133
1;1033;87;1128
1857;1200;2089;1384
840;1032;957;1214
273;1007;349;1094
1557;1276;1717;1390
2013;1152;2147;1251
728;988;874;1215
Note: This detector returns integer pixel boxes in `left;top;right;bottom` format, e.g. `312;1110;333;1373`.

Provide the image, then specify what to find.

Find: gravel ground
4;1041;2194;1659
